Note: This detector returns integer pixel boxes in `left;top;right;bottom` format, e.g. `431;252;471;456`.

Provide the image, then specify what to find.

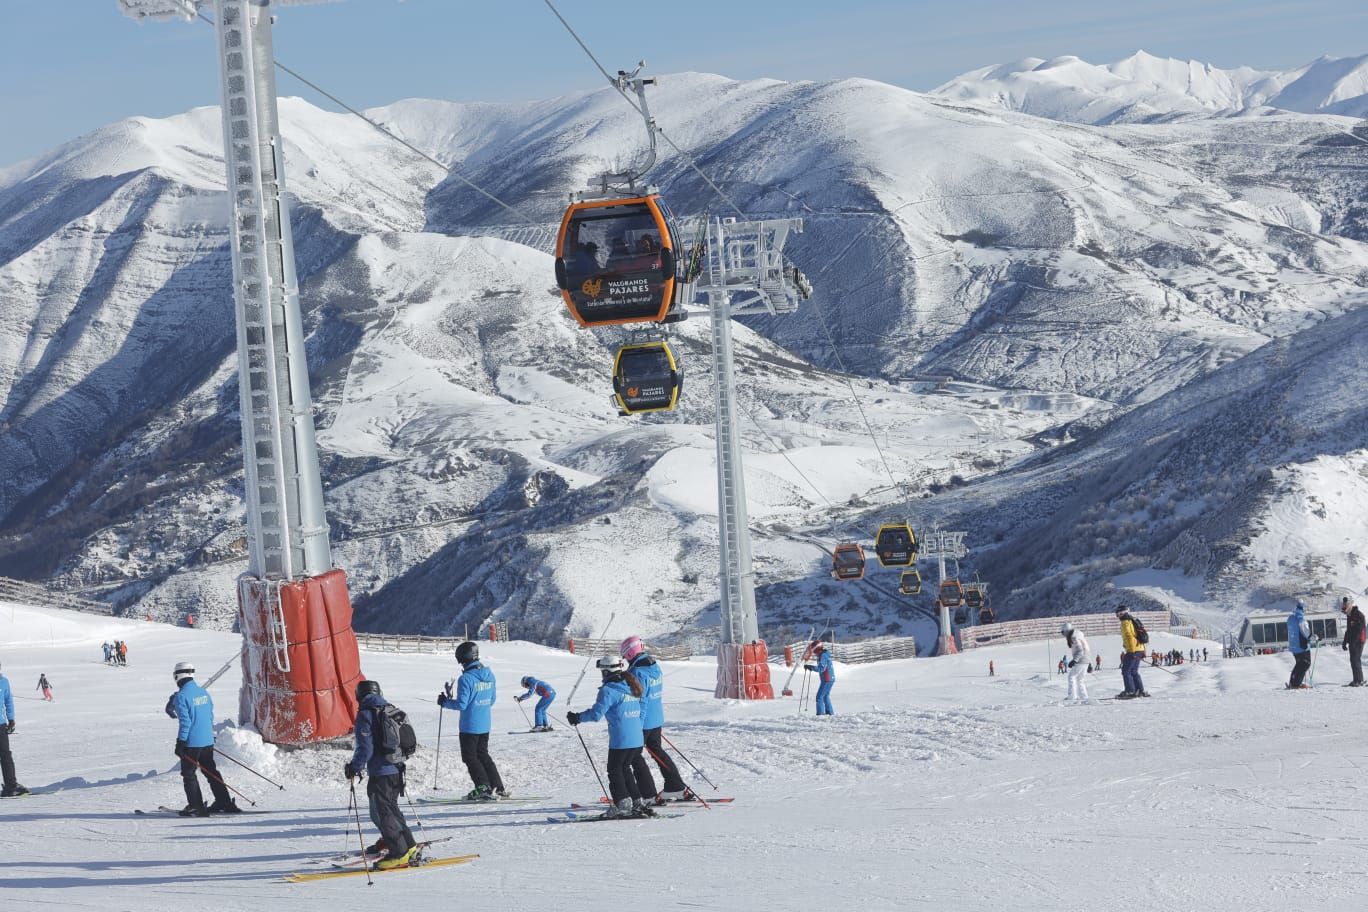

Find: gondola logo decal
582;278;604;299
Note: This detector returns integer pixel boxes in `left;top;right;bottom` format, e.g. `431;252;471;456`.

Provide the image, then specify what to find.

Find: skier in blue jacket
0;662;28;797
1286;601;1316;689
621;636;689;800
437;641;507;800
804;642;836;715
568;656;653;818
516;676;556;732
171;661;238;816
346;679;417;870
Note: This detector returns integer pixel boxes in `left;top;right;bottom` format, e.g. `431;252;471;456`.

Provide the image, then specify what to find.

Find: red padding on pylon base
238;569;364;745
741;641;774;700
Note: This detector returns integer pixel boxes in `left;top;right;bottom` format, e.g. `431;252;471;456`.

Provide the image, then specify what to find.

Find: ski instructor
0;661;29;797
621;635;692;801
171;661;239;816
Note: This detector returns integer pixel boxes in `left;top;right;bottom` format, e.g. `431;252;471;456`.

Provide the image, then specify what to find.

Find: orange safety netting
238;569;364;745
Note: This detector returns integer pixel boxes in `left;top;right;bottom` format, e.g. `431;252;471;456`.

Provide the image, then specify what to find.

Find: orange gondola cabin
831;543;866;581
555;195;683;327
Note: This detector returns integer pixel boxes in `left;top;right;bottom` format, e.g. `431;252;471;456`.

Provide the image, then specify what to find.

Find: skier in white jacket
1061;623;1091;703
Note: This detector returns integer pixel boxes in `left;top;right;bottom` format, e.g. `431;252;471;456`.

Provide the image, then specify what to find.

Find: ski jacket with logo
1344;606;1365;646
518;678;556;702
1287;609;1311;654
628;655;665;729
351;691;400;777
1068;631;1091;664
0;674;12;725
816;650;835;683
440;661;496;734
1120;618;1145;654
577;679;644;749
174;680;215;748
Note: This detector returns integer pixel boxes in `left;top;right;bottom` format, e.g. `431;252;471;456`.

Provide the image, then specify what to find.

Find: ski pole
1309;643;1320;687
567;611;617;705
432;705;444;791
515;697;534;731
181;751;257;807
643;742;712;810
403;777;430;845
660;733;718;791
573;725;610;805
214;748;284;790
348;778;374;885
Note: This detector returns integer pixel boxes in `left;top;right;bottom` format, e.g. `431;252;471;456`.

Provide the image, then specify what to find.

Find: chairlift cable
193;11;537;226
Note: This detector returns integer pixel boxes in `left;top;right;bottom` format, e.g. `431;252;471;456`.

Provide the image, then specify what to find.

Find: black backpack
1130;616;1150;645
375;703;417;765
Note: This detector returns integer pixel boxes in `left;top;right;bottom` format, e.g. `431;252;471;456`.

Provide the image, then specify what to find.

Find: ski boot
375;844;420;871
603;798;634;819
1115;691;1136;700
208;798;242;814
495;787;512;799
463;785;495;802
1;783;30;798
632;799;657;818
364;839;388;858
178;803;210;817
1138;691;1152;698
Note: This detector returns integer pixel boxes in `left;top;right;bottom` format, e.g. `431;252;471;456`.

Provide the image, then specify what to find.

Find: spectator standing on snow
118;641;128;666
805;642;836;715
515;675;557;732
36;674;52;701
171;662;238;816
1341;597;1365;687
437;641;506;800
1117;606;1149;699
622;636;691;801
0;662;30;797
346;679;418;870
567;656;653;819
1286;601;1315;689
1061;623;1091;703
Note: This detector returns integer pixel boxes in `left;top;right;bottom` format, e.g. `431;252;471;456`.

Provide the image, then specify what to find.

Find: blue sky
1;0;1365;167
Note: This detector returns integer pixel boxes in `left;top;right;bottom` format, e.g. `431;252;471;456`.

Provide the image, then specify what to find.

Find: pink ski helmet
619;635;646;662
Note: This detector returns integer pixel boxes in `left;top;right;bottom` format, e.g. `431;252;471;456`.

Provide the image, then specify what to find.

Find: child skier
621;635;691;801
437;641;507;800
1060;623;1091;703
804;642;836;715
346;679;418;870
36;674;52;701
515;676;556;732
567;656;653;819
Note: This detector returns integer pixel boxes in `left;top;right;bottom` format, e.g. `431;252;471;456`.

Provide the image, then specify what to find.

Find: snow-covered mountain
933;50;1368;124
0;67;1365;643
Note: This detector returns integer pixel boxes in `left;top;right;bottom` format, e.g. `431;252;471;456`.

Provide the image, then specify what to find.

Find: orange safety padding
783;646;794;667
238;569;364;745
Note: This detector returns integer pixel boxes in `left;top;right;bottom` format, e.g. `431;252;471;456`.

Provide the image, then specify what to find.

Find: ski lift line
737;405;834;508
784;532;938;624
191;10;537;227
541;0;748;222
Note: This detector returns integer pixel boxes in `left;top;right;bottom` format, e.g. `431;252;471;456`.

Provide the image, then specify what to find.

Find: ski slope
0;601;1361;911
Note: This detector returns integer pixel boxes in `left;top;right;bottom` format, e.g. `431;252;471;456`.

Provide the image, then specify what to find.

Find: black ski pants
0;726;16;789
1349;640;1364;685
1289;650;1312;688
367;772;416;855
458;732;504;791
179;745;231;808
642;727;687;793
606;747;644;803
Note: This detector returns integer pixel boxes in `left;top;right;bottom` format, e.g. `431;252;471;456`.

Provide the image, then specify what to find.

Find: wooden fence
958;610;1174;650
783;635;919;665
0;576;114;617
566;637;693;661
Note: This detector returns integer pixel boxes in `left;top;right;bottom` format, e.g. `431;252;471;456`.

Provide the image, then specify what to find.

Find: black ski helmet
455;641;479;666
355;679;382;700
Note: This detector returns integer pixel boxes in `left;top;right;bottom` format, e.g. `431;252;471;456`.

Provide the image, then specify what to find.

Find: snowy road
0;603;1362;911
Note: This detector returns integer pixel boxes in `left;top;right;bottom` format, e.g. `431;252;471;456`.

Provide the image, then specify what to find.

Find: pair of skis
134;805;270;817
415;794;549;806
285;851;479;882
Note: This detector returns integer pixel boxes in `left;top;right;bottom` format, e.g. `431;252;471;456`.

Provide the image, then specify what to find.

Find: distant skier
804;641;836;715
118;641;128;666
0;662;30;797
101;642;113;665
1116;606;1149;699
1342;597;1365;687
171;661;239;816
515;675;556;732
989;660;995;677
36;674;52;702
621;635;690;801
567;656;653;819
1094;654;1102;671
1061;623;1091;703
1286;601;1315;689
346;679;418;870
437;641;507;800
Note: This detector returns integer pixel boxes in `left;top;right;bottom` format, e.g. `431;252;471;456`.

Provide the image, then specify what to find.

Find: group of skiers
102;641;129;666
1152;648;1205;667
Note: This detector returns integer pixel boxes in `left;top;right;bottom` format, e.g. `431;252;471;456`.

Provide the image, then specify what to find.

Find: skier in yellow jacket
1116;606;1150;700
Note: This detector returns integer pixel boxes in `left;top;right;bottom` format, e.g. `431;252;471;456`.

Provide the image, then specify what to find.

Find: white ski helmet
173;661;195;683
1060;623;1074;636
596;656;627;674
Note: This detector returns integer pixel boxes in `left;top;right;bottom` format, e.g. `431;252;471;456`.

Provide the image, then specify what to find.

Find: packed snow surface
1;602;1360;911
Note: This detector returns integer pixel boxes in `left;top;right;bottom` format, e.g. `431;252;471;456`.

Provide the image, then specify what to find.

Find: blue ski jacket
1287;608;1311;654
519;678;556;702
351;691;400;777
577;679;644;749
628;655;665;730
817;651;835;683
440;661;496;734
174;680;215;748
0;674;13;726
